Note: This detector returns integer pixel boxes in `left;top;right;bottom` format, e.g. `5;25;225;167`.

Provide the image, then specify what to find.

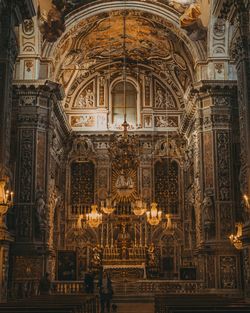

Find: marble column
232;1;250;299
193;82;241;291
11;81;65;295
0;0;35;302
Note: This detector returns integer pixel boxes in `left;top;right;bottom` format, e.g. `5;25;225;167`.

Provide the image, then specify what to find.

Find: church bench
0;295;98;313
154;295;250;313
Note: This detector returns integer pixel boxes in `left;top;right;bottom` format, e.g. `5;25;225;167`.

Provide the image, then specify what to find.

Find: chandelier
132;198;147;216
86;204;102;228
146;202;162;226
229;223;243;250
101;195;115;215
164;213;177;232
0;180;14;229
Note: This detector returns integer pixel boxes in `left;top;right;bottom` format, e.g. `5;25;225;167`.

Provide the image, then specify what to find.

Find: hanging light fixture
101;195;116;215
86;204;102;228
132;197;147;216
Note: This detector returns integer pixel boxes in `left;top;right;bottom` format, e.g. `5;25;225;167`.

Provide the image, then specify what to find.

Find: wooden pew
155;294;250;313
0;294;98;313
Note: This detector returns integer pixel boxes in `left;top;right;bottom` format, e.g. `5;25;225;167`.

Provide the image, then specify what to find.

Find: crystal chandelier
229;223;243;250
146;202;162;226
86;204;102;228
132;197;147;216
0;180;14;229
101;195;115;215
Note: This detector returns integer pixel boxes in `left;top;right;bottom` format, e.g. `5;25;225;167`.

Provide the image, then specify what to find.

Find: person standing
38;272;51;295
84;270;94;293
99;272;113;313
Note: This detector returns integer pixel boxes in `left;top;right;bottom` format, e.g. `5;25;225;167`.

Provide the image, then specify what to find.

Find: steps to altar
112;295;154;313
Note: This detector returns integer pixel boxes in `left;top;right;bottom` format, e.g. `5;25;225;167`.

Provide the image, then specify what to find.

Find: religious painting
57;251;77;281
70;115;96;128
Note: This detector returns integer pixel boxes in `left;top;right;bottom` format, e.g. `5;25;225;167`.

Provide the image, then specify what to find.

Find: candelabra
77;204;103;229
132;198;147;216
146;202;162;226
0;180;14;229
86;204;102;228
101;195;115;215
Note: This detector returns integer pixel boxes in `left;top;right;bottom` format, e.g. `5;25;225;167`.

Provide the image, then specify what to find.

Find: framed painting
57;250;77;281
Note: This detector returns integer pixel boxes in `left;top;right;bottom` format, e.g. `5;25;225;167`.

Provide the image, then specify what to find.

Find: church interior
0;0;250;312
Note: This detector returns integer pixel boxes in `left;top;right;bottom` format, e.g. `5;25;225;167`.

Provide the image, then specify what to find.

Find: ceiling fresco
75;14;174;62
53;10;194;96
37;1;210;131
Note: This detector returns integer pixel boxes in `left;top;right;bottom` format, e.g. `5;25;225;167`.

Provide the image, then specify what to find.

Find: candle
111;223;113;248
10;192;14;203
140;223;142;247
134;224;137;246
106;223;109;247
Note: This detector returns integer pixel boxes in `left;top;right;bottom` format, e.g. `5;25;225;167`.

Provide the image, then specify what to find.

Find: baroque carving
19;129;34;203
220;256;237;289
217;132;231;201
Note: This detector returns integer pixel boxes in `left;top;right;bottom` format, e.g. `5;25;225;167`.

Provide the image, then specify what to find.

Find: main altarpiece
0;0;250;303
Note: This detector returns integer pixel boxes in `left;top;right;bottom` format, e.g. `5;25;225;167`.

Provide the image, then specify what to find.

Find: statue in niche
92;245;102;268
148;243;157;267
202;192;215;230
35;191;47;229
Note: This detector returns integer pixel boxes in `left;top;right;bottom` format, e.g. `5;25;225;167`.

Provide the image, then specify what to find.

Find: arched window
154;159;179;214
112;81;137;126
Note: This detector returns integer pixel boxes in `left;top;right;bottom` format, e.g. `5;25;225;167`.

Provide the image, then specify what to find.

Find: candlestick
111;222;113;248
106;223;109;247
10;192;14;204
134;224;137;246
101;223;104;247
140;222;142;247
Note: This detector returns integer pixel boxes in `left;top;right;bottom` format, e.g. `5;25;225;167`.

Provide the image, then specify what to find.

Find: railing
52;281;85;294
52;280;205;295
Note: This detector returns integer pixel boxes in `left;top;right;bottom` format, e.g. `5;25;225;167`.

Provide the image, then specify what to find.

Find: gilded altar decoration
112;168;137;202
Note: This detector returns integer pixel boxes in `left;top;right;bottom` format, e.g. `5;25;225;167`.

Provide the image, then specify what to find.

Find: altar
103;263;147;280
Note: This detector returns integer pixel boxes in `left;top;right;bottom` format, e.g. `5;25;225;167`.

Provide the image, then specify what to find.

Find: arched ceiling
39;1;209;131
